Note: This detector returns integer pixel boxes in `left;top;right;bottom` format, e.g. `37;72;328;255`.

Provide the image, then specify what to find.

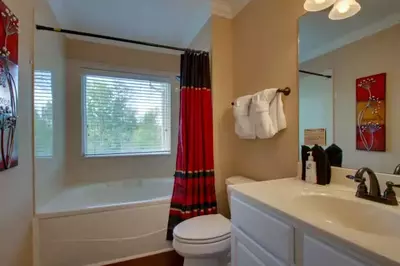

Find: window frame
81;68;172;158
34;70;54;158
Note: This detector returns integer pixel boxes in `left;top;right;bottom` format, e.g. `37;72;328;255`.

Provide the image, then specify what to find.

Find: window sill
83;151;171;158
35;155;54;159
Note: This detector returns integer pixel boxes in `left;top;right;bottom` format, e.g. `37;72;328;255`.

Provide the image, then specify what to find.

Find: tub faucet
346;167;398;206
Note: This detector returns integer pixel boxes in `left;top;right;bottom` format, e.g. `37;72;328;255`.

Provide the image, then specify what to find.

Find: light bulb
304;0;336;12
329;0;361;20
336;1;351;14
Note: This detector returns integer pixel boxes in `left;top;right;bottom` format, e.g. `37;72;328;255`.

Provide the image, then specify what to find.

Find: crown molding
212;0;233;18
212;0;251;19
230;0;252;17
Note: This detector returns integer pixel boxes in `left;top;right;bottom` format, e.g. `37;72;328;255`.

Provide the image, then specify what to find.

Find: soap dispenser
305;151;317;184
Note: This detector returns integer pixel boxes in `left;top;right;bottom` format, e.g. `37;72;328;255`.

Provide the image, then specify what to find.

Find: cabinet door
236;241;266;266
232;226;286;266
304;235;365;266
231;197;294;263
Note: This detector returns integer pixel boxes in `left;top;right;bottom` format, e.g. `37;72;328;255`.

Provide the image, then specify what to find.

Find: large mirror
299;0;400;174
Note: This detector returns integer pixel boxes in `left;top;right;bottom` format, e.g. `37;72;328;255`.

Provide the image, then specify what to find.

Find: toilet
172;176;256;266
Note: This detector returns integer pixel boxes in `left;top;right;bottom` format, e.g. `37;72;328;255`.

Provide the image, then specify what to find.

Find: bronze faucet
346;167;399;206
394;164;400;175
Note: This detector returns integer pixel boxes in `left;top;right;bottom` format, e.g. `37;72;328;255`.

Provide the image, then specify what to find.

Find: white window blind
83;73;171;157
34;70;53;157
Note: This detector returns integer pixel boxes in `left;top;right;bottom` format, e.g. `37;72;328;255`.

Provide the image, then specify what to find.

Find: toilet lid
173;214;231;244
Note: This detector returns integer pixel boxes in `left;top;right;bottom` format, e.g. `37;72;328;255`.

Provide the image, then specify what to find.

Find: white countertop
231;178;400;265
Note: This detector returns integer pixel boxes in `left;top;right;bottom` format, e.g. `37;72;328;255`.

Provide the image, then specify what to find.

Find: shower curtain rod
299;70;332;79
36;25;332;79
35;25;204;53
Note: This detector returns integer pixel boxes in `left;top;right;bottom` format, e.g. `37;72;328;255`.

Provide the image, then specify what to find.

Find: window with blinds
34;70;53;157
83;73;171;157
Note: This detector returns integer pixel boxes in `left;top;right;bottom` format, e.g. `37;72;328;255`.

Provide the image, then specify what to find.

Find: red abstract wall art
0;0;18;171
356;73;386;152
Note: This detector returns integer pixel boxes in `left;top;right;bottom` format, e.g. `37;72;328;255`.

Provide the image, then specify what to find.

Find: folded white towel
233;95;256;139
270;89;287;132
250;88;287;139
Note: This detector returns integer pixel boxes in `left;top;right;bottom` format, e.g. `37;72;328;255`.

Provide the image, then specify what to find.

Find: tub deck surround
231;177;400;265
36;177;173;218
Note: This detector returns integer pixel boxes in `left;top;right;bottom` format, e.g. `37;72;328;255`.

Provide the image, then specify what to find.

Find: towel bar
231;87;291;106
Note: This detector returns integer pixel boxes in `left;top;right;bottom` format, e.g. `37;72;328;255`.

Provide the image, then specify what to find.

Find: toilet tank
226;176;256;210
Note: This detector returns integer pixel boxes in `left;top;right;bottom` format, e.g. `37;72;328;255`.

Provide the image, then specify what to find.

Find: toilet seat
174;232;230;244
173;214;231;245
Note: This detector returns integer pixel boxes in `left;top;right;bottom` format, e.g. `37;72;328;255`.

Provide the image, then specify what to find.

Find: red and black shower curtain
167;51;217;240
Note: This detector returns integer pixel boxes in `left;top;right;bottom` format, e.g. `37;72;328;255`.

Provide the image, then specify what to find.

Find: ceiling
299;0;400;63
47;0;250;52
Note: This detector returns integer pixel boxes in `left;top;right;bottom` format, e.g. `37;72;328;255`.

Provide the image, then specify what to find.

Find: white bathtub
34;177;174;266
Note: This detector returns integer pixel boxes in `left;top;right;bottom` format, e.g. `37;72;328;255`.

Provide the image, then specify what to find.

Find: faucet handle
386;181;400;188
347;175;368;196
383;182;399;206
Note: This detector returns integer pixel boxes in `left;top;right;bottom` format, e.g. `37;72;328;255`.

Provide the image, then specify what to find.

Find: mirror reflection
299;0;400;174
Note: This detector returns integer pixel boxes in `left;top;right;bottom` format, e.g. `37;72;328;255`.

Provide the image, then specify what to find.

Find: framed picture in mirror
0;0;19;171
356;73;386;152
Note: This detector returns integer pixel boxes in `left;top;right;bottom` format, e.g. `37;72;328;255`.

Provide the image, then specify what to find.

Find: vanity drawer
231;197;294;264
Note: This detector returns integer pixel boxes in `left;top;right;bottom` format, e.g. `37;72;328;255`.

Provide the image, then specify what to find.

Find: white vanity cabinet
230;193;380;266
231;225;287;266
235;241;265;266
231;197;293;266
303;235;365;266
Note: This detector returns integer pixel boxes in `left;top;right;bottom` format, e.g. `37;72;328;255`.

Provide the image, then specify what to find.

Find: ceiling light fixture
303;0;336;12
329;0;361;20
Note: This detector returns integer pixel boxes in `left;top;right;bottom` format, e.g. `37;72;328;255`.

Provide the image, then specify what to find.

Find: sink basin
294;194;400;237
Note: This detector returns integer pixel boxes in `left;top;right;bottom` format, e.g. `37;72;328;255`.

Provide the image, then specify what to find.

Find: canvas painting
0;0;18;170
356;73;386;152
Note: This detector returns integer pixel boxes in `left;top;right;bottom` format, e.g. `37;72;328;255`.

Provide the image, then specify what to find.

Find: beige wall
34;0;66;208
231;0;304;180
0;0;34;265
211;15;235;216
65;39;180;184
301;24;400;173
